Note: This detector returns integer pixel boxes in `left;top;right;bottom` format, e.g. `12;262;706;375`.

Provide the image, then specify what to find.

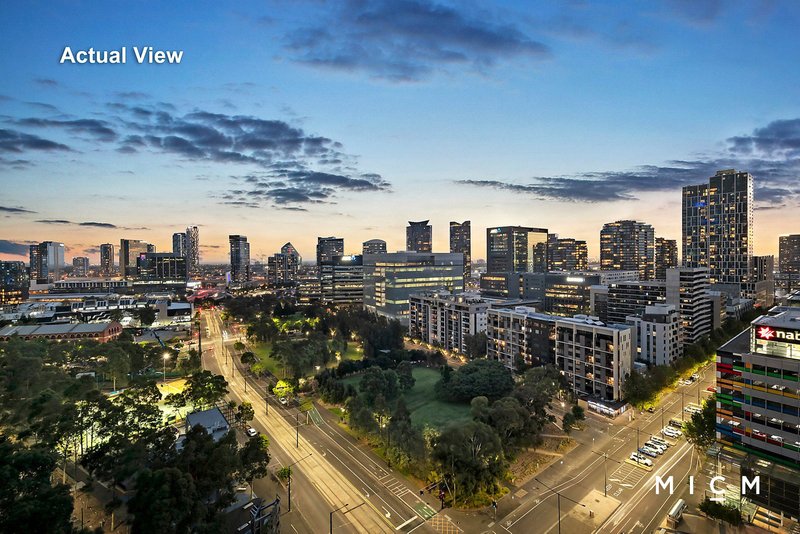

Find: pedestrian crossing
379;474;412;498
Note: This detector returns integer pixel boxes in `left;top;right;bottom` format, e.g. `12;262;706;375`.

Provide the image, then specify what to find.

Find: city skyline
2;1;800;263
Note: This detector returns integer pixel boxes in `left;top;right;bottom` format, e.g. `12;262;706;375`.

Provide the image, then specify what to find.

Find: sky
1;0;799;264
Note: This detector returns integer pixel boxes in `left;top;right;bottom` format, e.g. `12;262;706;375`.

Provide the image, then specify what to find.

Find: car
630;453;653;467
279;397;288;406
650;436;670;447
645;441;666;454
646;406;655;413
669;419;683;428
707;386;716;392
639;446;659;458
245;427;257;437
692;373;700;380
663;427;681;438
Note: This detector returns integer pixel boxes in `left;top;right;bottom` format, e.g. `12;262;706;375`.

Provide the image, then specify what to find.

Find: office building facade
555;316;632;401
600;220;655;280
487;306;557;369
747;255;775;308
99;243;114;277
136;253;187;281
409;291;489;355
72;257;90;277
268;242;301;286
29;241;65;283
172;232;187;257
406;220;433;253
486;226;548;274
682;169;753;288
716;308;800;518
362;239;387;255
547;235;588;272
320;255;364;305
0;261;29;305
655;237;678;280
606;280;667;325
363;252;464;323
229;235;251;284
779;235;800;274
316;236;344;265
185;225;200;275
449;221;471;279
626;304;681;366
119;239;150;278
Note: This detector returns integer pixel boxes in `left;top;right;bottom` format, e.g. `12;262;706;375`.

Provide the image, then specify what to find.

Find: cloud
0;205;35;214
0;128;70;153
34;78;59;87
457;118;800;206
34;219;149;230
0;239;30;256
281;0;551;81
15;117;117;141
663;0;725;25
114;91;150;99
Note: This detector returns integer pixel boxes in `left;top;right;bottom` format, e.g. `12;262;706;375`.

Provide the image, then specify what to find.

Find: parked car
245;427;257;437
650;436;670;448
279;397;288;406
707;386;716;392
663;427;682;438
669;419;683;428
645;441;666;454
638;446;659;458
630;453;653;467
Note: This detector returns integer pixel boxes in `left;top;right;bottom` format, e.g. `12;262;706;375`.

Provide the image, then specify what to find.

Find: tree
684;396;716;452
396;361;416;391
562;412;576;435
571;405;585;421
241;351;257;366
233;341;245;352
514;365;564;435
168;371;229;410
699;497;742;525
359;366;399;405
463;332;488;359
0;436;74;534
239;434;270;491
273;380;294;399
135;307;157;326
470;396;491;423
129;467;203;533
436;359;514;402
235;402;255;428
489;397;530;444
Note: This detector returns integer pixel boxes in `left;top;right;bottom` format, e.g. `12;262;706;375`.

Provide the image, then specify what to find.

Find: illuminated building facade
600;220;655;280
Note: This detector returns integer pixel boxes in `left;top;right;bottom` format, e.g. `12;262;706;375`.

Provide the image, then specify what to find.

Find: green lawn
343;367;470;430
250;341;284;377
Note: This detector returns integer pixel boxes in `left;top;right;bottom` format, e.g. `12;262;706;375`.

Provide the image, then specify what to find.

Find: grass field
250;341;284;376
342;367;470;429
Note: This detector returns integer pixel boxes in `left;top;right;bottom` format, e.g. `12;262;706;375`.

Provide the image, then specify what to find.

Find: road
201;309;444;534
490;364;716;534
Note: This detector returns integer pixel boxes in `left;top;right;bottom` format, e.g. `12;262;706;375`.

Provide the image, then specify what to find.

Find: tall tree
238;434;271;491
128;467;204;534
685;396;716;452
396;361;416;391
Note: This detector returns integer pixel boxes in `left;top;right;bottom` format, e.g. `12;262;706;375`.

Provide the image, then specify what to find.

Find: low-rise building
487;306;556;369
0;321;123;343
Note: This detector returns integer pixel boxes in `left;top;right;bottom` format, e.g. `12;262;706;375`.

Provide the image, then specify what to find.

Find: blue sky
1;0;799;263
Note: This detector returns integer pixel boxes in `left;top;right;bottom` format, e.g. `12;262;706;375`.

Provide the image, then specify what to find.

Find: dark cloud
34;78;59;87
34;219;149;230
0;206;35;214
79;221;117;228
24;102;61;113
727;118;800;158
16;117;117;141
201;244;221;249
457;120;800;206
0;239;30;256
0;128;70;153
114;91;150;99
83;247;101;254
35;219;72;225
282;0;551;81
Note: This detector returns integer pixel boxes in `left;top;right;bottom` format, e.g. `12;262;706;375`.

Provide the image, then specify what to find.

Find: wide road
201;309;441;534
493;364;716;534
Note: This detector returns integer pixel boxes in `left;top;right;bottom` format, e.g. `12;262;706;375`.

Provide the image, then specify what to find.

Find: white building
555;315;632;401
409;291;489;355
626;304;681;366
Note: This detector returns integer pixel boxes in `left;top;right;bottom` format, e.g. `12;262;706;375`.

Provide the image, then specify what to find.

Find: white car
279;397;288;406
663;427;682;438
630;453;652;466
645;441;666;454
639;446;659;458
650;436;670;448
245;427;257;437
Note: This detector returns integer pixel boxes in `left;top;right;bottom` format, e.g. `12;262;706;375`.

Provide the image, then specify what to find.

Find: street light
535;477;586;534
162;352;170;383
591;450;621;497
284;453;312;512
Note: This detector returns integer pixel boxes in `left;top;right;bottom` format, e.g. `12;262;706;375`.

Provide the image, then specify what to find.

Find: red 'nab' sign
755;326;800;345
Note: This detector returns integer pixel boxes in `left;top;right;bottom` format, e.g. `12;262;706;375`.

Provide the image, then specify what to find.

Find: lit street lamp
162;352;170;383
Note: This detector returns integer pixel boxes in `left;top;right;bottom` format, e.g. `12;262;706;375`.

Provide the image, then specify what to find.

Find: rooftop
752;308;800;330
